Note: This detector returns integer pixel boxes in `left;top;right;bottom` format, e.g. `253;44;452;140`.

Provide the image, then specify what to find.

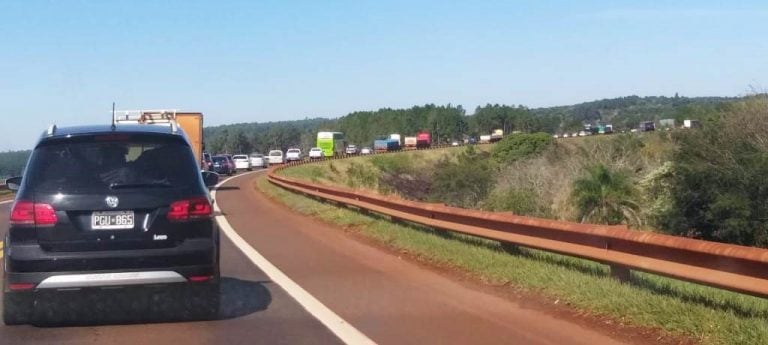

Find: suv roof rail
46;124;57;136
112;109;180;133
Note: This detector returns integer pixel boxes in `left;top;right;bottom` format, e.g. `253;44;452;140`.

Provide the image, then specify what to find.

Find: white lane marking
0;199;13;205
212;171;376;345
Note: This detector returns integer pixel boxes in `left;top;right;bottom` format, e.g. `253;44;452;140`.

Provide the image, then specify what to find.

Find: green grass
0;189;12;200
257;175;768;345
279;145;491;189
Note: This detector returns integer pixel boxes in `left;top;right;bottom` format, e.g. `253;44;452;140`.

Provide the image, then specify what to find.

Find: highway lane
0;180;341;345
217;172;633;345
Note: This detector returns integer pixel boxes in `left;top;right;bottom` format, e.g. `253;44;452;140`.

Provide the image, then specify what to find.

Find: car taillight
167;197;212;222
9;201;57;226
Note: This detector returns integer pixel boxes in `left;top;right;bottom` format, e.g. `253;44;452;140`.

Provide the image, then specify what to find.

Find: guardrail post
609;264;631;282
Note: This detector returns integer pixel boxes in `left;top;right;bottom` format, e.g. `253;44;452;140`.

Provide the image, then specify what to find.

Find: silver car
249;153;268;168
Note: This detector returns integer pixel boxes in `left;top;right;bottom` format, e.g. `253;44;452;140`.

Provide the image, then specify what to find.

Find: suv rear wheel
3;291;33;325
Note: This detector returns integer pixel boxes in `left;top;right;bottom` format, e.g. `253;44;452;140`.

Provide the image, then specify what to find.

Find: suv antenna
111;102;116;130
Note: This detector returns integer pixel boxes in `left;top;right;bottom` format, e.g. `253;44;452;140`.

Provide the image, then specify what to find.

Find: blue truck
374;138;400;152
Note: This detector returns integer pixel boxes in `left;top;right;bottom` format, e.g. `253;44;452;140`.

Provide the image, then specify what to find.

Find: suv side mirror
201;171;219;187
5;176;21;191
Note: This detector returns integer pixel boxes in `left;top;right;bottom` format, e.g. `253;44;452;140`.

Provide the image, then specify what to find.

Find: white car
249;153;268;168
451;141;460;146
345;145;358;155
285;148;302;162
308;147;324;159
232;154;252;171
360;147;372;155
268;150;284;164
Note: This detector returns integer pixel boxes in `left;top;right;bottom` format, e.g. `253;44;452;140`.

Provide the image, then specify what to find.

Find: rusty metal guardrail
267;145;768;299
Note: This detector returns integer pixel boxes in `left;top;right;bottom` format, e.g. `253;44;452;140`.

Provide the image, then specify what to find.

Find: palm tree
572;165;641;225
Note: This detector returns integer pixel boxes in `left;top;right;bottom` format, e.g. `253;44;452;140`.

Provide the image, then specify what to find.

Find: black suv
3;124;220;325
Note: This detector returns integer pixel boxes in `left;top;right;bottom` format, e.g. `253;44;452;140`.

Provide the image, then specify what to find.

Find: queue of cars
204;152;272;175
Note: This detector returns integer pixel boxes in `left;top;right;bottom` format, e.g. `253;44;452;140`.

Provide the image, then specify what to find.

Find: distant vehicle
374;138;400;152
2;123;220;325
404;136;418;149
598;124;614;134
562;133;569;138
630;128;639;133
479;135;492;144
202;152;213;171
249;153;268;168
468;136;478;145
416;132;432;148
578;131;587;137
317;132;346;157
308;147;324;159
683;119;701;129
361;147;372;155
232;154;251;171
285;148;302;162
490;129;504;142
268;150;284;164
389;134;402;146
345;145;358;155
553;134;560;139
639;121;656;132
212;155;235;175
659;118;676;128
451;140;460;146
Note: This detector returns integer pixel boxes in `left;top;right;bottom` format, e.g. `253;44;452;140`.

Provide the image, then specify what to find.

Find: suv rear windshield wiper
109;182;174;190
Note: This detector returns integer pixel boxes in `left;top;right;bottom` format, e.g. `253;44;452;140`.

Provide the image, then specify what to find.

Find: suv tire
3;292;33;325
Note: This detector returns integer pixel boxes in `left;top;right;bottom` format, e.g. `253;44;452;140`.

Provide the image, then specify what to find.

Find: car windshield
287;149;300;153
250;154;263;158
25;137;199;193
233;155;247;160
269;151;282;156
212;156;226;163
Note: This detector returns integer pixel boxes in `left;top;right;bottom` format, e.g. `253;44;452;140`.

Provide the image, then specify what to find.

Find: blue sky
1;1;766;150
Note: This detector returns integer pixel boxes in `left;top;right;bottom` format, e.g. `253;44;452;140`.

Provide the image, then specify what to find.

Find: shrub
491;132;554;164
345;162;377;189
571;165;640;225
659;96;768;247
484;188;552;218
430;146;495;208
370;155;414;175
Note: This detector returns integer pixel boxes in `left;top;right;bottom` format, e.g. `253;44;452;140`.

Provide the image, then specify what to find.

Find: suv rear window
25;136;199;193
232;155;248;160
269;151;282;156
287;149;300;153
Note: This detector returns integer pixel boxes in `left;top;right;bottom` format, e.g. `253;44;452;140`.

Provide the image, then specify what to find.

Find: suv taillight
9;201;58;226
167;197;212;222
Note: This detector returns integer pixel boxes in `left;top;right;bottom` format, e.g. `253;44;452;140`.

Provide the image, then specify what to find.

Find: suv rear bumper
4;264;217;291
5;238;217;280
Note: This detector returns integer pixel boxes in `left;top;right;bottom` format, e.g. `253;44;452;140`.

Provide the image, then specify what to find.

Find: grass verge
0;189;12;201
256;174;768;345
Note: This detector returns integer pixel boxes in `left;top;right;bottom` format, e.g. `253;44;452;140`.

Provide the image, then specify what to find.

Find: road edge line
212;171;376;345
0;200;13;205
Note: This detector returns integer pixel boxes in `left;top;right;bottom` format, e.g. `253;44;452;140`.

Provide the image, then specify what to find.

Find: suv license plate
92;211;134;230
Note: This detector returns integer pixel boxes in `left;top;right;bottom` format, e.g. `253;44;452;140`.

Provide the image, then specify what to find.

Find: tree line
0;95;739;177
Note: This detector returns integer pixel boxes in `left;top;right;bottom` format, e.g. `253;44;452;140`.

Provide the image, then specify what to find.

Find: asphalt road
0;171;635;344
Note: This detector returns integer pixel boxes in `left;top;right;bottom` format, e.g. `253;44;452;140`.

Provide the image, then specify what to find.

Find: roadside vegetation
256;174;768;345
278;95;768;249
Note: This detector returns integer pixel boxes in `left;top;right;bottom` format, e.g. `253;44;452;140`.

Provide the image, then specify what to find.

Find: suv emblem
105;196;119;208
